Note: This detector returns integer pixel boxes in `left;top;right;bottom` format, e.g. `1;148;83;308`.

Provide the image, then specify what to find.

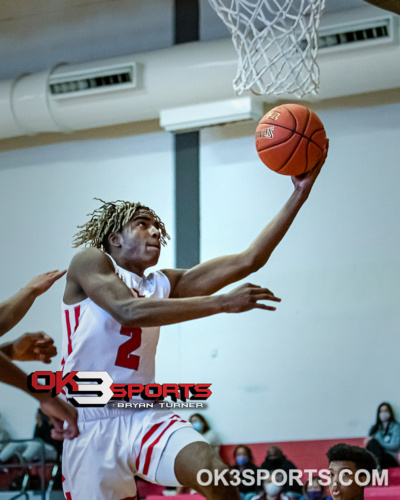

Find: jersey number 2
115;326;142;370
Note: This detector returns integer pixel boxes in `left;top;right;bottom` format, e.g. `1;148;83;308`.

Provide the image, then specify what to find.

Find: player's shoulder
68;248;113;275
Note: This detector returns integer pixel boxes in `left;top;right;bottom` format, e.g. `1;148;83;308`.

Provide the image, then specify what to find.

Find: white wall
158;101;400;444
0;132;174;437
0;100;399;445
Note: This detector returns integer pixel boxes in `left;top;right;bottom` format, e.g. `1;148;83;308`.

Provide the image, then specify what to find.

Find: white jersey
60;254;171;386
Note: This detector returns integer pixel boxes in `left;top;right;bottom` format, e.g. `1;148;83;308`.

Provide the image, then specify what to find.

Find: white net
207;0;326;97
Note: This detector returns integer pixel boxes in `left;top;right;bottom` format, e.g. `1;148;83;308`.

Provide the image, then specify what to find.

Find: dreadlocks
72;198;169;251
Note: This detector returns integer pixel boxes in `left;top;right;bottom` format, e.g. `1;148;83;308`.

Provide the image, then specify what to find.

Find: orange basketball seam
258;123;325;151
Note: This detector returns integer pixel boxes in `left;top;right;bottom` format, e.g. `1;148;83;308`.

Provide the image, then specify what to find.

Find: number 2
115;326;142;370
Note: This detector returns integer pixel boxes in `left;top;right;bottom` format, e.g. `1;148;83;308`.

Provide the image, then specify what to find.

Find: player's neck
110;254;146;277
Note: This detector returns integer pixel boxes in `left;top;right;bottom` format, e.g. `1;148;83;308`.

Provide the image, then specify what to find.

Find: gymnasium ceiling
0;0;372;82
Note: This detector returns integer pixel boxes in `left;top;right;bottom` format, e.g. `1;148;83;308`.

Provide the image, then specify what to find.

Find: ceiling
0;0;372;81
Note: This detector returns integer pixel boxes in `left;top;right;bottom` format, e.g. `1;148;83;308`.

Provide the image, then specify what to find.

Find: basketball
255;104;327;176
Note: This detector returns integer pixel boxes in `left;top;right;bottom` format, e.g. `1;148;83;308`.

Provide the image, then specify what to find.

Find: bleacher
143;438;400;500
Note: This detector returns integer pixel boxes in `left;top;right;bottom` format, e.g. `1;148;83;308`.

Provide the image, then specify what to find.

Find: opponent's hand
12;332;57;363
25;270;67;297
291;138;329;194
222;283;281;313
40;397;79;440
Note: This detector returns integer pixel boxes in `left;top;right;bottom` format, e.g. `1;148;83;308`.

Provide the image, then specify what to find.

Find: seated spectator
0;409;61;464
260;446;302;497
253;473;287;500
0;413;10;452
230;444;261;500
189;413;220;452
326;443;377;500
300;475;332;500
365;402;400;469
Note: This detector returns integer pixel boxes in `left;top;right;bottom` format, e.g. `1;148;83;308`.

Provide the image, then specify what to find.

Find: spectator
365;402;400;469
253;473;287;500
189;413;220;452
300;475;331;500
0;409;61;464
260;446;302;497
326;443;376;500
230;445;261;500
0;413;10;452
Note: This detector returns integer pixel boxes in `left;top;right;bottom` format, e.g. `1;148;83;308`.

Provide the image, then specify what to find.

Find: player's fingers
35;345;57;357
253;291;281;302
254;304;277;311
49;269;67;281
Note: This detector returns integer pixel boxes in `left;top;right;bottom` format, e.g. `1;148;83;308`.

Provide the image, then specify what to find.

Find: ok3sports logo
28;371;212;408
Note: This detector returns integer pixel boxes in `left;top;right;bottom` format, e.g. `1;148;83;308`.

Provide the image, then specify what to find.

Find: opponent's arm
0;332;57;363
0;351;79;439
164;142;329;298
0;270;66;336
67;248;281;328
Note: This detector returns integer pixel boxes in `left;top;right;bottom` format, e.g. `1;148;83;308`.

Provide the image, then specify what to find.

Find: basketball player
61;140;328;500
327;443;377;500
0;269;79;439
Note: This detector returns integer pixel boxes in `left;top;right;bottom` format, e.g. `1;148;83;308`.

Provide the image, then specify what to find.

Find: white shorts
62;404;206;500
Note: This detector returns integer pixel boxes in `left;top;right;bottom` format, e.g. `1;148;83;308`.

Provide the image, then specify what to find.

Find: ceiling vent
313;14;398;52
48;63;141;99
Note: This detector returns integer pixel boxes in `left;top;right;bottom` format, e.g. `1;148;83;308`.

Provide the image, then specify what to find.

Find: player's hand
40;397;79;440
291;138;329;193
25;270;67;297
12;332;57;363
221;283;281;313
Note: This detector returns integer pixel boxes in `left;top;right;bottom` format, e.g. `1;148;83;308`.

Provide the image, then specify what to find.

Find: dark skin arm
0;270;66;337
163;141;329;298
0;351;79;439
64;248;281;328
0;332;57;363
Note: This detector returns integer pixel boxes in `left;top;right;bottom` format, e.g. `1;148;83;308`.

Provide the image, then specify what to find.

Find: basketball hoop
207;0;326;98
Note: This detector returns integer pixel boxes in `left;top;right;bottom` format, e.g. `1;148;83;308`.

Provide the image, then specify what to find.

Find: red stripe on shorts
143;419;180;476
135;421;163;470
65;493;72;500
120;497;136;500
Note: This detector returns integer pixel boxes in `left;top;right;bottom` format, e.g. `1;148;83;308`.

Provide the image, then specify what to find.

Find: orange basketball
255;104;327;176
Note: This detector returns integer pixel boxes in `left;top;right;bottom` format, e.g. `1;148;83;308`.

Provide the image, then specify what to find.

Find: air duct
0;6;398;140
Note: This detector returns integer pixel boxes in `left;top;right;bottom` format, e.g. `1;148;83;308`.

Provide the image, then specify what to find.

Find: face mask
236;456;248;466
264;482;281;495
380;411;390;422
308;492;322;500
192;421;202;432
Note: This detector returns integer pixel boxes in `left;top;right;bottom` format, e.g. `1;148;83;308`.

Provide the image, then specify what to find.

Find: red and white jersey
60;254;171;386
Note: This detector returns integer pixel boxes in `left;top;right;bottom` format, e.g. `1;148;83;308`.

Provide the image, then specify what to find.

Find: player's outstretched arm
67;249;281;328
0;351;79;439
0;270;66;336
164;140;328;298
0;332;57;363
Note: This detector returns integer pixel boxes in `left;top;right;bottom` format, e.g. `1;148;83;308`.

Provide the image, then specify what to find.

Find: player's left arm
164;141;328;298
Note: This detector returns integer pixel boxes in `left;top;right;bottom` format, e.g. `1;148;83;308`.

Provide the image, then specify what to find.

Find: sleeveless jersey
60;254;171;387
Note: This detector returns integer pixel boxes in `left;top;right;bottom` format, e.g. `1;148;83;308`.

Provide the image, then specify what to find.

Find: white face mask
264;482;282;495
380;411;391;422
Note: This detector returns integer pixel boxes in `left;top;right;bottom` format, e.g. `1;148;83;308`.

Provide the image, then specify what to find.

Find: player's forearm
244;187;308;271
0;286;38;336
118;295;225;327
0;342;14;358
